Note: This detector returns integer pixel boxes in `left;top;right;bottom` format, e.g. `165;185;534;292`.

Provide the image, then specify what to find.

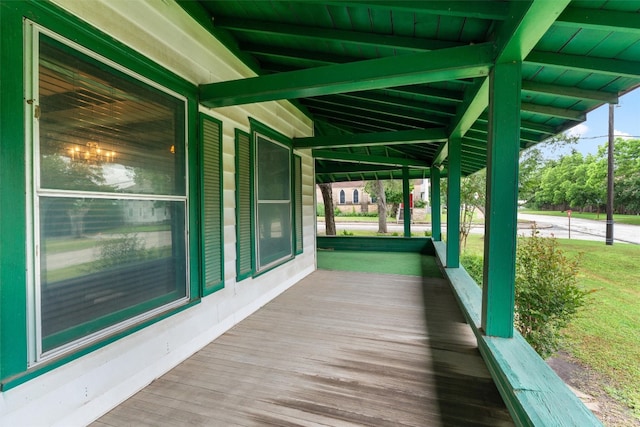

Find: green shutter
294;155;303;254
235;129;254;280
201;115;224;294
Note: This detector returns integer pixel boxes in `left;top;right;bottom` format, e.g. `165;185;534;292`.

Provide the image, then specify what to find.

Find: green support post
402;166;411;237
430;167;441;241
481;61;521;338
446;139;461;268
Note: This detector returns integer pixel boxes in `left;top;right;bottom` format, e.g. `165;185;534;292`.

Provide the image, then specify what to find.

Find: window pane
257;136;290;200
38;37;185;196
257;203;292;268
39;197;187;352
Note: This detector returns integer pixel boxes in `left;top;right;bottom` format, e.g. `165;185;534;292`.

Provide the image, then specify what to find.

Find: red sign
567;210;572;217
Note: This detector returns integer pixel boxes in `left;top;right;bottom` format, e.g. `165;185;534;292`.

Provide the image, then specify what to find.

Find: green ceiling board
339;92;457;117
385;86;463;105
312;114;397;133
216;18;465;51
323;1;509;20
293;128;447;149
303;101;428;129
313;150;430;168
557;7;640;34
199;43;493;107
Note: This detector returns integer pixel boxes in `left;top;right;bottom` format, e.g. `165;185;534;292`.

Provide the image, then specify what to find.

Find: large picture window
30;28;189;358
255;134;293;271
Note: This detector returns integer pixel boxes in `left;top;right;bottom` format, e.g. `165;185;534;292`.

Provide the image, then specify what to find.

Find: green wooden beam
437;0;570;167
337;92;457;117
321;1;509;20
556;7;640;34
294;128;446;149
493;0;571;63
521;80;618;104
316;163;396;174
446;138;461;268
526;51;640;78
311;111;399;132
312;150;429;168
199;43;493;107
482;61;522;338
216;17;463;52
521;102;586;121
402;167;411;238
430;167;442;242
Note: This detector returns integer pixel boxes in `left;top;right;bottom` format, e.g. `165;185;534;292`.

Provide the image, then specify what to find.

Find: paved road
319;214;640;245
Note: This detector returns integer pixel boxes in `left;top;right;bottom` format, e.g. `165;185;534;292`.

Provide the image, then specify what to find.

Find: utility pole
606;103;615;245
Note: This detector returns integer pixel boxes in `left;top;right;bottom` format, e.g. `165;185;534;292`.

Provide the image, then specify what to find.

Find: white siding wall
0;1;316;426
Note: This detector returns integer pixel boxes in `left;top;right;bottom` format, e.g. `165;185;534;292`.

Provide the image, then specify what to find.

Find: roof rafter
526;51;640;78
556;7;640;34
294;128;447;149
199;43;493;107
312;150;430;168
216;17;463;52
521;102;586;121
322;1;509;20
521;80;618;104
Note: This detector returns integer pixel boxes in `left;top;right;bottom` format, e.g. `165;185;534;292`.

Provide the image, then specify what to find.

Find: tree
459;170;486;250
318;183;336;235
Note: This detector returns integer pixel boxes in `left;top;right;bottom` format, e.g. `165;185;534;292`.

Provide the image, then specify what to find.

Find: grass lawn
521;209;640;226
462;234;640;419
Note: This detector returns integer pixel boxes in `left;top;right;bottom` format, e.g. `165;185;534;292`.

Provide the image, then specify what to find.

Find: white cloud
614;129;632;140
567;123;588;137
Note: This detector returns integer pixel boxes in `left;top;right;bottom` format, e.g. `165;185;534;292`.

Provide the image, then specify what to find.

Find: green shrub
515;228;587;358
424;230;432;237
341;229;354;236
461;253;483;285
460;228;587;359
414;199;426;208
316;203;324;216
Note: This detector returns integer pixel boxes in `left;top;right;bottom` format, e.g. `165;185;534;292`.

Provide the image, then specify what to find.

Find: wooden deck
92;269;513;426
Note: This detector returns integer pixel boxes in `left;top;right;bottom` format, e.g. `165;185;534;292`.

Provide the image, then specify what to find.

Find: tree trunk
319;183;336;235
376;180;387;233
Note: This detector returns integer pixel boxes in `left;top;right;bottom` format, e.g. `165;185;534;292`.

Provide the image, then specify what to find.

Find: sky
557;87;640;158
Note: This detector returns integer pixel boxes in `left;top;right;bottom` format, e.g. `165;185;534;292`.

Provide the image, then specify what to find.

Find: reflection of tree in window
339;190;345;204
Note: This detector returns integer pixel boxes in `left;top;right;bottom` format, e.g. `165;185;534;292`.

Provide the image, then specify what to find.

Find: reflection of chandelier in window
68;141;115;163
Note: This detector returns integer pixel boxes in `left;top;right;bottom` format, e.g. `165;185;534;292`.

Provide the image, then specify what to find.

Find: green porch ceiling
181;0;640;180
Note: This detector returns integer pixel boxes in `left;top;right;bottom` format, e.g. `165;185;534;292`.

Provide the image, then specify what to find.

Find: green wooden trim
199;43;494;108
433;241;602;427
402;167;411;238
321;1;509;20
0;3;29;381
446;139;461;268
521;102;585;121
235;129;254;281
249;117;291;147
482;61;521;338
200;114;224;295
430;167;442;242
293;128;447;149
293;155;303;255
0;0;199;383
317;237;435;255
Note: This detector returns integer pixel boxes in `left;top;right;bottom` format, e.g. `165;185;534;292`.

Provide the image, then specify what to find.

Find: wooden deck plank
92;269;513;426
